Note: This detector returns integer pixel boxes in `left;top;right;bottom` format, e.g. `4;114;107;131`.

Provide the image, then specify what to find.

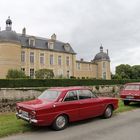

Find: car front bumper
16;113;38;124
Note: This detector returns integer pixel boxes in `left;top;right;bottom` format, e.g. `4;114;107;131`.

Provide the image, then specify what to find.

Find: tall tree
115;64;132;79
131;65;140;79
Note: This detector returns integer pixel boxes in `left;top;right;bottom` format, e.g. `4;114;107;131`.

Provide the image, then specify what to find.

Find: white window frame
40;53;45;65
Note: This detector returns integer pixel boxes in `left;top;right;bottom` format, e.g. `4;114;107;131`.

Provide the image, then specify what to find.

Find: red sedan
120;83;140;105
16;87;118;130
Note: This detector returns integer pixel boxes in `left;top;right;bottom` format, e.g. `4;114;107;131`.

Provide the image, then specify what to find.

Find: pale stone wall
95;60;111;80
75;60;111;80
0;42;21;78
0;42;111;80
0;85;120;100
75;61;97;78
0;88;42;100
21;47;76;78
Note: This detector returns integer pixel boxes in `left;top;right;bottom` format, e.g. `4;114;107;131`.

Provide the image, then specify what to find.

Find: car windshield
124;85;140;91
38;90;61;100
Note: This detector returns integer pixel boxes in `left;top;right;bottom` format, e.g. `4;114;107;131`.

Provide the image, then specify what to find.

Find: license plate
21;110;28;117
126;96;134;99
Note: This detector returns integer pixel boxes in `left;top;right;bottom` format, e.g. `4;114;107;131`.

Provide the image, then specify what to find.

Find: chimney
22;27;26;36
80;58;84;61
51;33;56;41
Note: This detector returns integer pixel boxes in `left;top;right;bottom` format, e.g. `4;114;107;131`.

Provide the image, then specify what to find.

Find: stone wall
0;85;122;113
0;88;44;113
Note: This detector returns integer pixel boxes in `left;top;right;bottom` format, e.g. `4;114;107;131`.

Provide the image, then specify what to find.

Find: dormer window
29;37;35;47
64;43;70;52
48;42;54;50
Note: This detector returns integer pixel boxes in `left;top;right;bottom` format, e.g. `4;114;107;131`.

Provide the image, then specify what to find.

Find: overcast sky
0;0;140;73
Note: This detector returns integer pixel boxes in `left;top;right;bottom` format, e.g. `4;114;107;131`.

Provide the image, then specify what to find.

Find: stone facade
0;17;111;79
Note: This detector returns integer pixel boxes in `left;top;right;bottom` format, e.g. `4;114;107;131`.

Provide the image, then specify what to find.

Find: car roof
125;82;140;85
48;86;91;92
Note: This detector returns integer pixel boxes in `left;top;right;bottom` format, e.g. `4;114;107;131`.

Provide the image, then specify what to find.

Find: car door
78;89;104;119
54;90;80;122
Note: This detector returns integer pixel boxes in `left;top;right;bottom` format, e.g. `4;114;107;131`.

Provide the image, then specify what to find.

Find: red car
120;83;140;105
16;87;118;130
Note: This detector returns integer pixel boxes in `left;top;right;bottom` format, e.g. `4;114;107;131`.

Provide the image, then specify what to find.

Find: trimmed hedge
0;79;140;88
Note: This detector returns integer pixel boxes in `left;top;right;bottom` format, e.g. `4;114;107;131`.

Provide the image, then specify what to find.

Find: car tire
124;100;130;106
103;105;113;119
52;115;68;131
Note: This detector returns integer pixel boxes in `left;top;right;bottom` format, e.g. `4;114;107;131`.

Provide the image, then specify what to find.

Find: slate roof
18;34;76;54
94;52;110;61
0;17;76;54
0;30;20;43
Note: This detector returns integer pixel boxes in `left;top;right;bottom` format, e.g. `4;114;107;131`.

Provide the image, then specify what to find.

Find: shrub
35;69;54;79
0;79;140;88
6;69;27;79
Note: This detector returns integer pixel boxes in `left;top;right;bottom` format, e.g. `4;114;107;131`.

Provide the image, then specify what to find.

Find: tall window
67;70;70;78
103;62;106;69
77;63;80;70
30;68;34;78
66;56;70;66
40;53;44;65
103;72;106;79
50;55;53;65
21;51;25;62
30;52;34;63
58;56;62;65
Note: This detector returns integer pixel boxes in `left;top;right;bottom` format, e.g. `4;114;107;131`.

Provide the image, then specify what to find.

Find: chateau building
0;17;111;79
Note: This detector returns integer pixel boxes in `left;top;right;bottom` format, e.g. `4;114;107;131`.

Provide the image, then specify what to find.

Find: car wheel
52;115;68;131
103;105;113;119
124;100;130;106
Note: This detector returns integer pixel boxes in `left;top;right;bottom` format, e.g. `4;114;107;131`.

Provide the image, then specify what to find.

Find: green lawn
0;113;34;138
115;100;140;113
0;100;140;138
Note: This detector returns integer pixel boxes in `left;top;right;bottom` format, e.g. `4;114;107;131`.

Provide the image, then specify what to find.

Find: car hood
120;90;140;96
17;99;54;109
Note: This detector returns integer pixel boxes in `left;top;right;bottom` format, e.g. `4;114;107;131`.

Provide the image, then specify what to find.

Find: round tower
93;45;111;79
0;17;21;78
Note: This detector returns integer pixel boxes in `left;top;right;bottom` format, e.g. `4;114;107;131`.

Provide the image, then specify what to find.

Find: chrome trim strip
16;113;37;123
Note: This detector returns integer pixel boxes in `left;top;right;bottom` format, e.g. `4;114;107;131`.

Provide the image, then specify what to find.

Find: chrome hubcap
56;116;66;128
105;107;112;117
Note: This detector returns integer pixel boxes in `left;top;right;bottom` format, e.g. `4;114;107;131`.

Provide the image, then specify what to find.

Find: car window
78;90;94;100
64;91;78;101
124;85;140;91
38;90;61;100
